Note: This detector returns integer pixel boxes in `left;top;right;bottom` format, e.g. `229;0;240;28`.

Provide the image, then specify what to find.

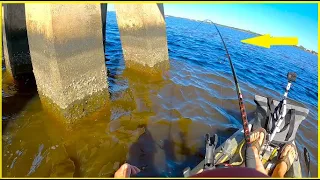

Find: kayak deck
189;121;302;177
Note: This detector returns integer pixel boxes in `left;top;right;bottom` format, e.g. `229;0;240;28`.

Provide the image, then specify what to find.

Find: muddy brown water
2;63;317;177
3;64;229;176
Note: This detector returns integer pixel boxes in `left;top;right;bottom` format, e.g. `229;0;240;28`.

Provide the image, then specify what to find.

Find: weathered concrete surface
114;4;169;73
2;4;33;78
25;4;109;123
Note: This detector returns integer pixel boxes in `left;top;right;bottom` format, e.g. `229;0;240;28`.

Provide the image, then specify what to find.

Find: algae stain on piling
38;89;110;125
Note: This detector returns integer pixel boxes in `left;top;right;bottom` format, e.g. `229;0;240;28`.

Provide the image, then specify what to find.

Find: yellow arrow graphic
241;34;298;48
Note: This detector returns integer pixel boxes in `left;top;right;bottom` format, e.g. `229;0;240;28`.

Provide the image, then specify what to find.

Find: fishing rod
204;20;251;144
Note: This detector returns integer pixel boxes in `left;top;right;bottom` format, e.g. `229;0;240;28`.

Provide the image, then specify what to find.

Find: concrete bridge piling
2;3;169;122
114;4;169;73
101;4;107;53
24;4;109;122
2;4;33;79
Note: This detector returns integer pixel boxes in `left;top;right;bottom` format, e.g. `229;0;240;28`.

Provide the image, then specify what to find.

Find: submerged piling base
39;89;110;125
125;60;170;75
115;4;170;74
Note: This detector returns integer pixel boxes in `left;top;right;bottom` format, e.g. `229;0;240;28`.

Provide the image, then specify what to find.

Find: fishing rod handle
239;95;250;143
283;82;292;98
269;81;292;143
269;100;288;142
280;82;291;121
269;116;284;142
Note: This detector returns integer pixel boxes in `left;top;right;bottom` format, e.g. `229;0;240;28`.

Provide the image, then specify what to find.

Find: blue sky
108;4;318;51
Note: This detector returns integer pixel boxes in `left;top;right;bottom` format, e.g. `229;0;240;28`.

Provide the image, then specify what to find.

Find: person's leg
249;131;268;176
271;144;297;178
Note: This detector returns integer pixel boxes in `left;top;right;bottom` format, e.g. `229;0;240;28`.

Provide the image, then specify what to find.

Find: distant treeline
294;45;318;55
165;15;317;55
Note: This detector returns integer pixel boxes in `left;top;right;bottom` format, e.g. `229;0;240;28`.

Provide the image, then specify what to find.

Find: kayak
184;20;309;178
188;94;309;178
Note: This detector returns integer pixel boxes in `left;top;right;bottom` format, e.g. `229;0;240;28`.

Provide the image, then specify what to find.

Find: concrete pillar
25;4;109;123
101;4;107;51
114;4;169;73
2;4;33;78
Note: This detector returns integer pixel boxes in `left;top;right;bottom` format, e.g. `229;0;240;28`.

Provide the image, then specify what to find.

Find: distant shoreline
165;15;318;55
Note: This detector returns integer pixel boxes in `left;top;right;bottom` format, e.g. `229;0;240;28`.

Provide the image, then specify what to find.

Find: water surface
2;12;318;177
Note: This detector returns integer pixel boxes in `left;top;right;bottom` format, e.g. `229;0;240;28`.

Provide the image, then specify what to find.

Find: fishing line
181;19;229;115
